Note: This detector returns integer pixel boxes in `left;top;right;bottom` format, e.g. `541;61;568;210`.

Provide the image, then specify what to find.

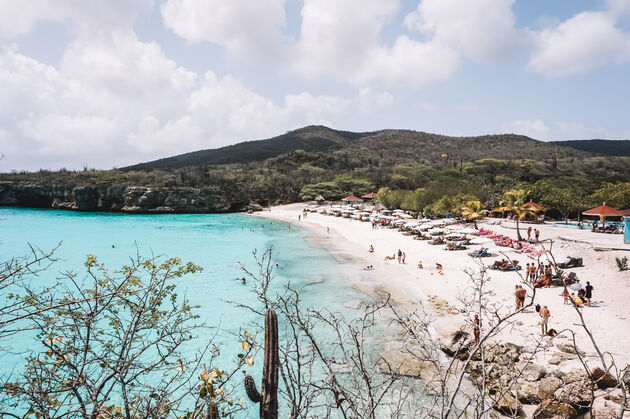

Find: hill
127;126;595;170
550;139;630;157
126;126;369;169
2;126;630;215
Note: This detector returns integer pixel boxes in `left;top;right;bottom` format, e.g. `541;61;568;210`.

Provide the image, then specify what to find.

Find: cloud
404;0;526;62
161;0;289;62
528;11;630;77
503;119;550;139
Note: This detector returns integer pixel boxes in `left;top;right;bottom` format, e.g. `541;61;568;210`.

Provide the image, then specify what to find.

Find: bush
616;256;629;271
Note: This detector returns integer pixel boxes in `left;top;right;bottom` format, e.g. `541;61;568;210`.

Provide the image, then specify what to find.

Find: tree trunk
515;216;522;241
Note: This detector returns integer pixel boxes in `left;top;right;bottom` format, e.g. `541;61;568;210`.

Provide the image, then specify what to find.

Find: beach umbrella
445;225;463;231
582;203;623;228
397;214;413;219
570;283;584;291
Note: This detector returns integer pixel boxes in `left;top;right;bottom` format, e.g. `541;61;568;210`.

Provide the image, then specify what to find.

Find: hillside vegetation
2;126;630;216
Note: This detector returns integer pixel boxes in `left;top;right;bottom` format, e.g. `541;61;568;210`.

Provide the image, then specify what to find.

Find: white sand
254;204;630;368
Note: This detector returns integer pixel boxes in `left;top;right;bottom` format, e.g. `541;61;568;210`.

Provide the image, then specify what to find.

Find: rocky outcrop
0;181;256;213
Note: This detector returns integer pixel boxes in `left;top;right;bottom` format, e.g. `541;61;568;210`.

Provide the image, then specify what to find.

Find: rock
591;367;618;389
534;399;578;418
492;392;521;416
520;363;547;381
516;381;541;404
554;369;593;412
538;376;563;400
548;357;563;365
591;395;622;419
556;343;585;357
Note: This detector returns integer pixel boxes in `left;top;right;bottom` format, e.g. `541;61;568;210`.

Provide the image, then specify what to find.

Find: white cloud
503;119;550;139
404;0;526;62
161;0;288;62
528;11;630;77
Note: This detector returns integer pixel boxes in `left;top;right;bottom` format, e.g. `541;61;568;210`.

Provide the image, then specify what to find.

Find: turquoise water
0;207;369;415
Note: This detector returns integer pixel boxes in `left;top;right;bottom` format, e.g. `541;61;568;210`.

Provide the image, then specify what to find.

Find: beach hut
341;196;363;205
361;192;376;202
522;200;542;210
582;203;623;229
314;195;325;205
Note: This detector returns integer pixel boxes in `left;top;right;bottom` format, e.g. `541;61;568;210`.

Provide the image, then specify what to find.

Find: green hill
550;139;630;157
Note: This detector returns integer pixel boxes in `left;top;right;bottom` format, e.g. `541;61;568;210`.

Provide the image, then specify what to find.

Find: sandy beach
254;203;630;371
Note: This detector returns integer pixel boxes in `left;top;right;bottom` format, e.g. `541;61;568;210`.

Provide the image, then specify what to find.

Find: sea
0;207;374;416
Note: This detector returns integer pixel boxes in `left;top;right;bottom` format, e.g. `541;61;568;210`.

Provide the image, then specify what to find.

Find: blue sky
1;0;630;170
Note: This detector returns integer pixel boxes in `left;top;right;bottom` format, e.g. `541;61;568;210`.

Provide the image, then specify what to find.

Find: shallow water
0;207;373;415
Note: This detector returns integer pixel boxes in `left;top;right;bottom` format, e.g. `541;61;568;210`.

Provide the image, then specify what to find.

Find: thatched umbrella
314;195;325;205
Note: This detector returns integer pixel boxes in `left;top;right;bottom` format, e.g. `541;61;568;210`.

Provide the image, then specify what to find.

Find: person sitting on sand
363;265;374;271
571;293;583;306
369;245;374;253
436;262;443;270
384;253;396;261
417;261;423;269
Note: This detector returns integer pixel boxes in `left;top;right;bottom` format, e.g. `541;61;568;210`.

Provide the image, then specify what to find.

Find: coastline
253;204;630;370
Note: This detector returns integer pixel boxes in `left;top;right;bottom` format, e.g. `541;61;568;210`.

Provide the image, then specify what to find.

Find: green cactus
244;308;279;419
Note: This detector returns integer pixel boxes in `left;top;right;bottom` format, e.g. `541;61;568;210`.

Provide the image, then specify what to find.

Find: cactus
244;308;279;419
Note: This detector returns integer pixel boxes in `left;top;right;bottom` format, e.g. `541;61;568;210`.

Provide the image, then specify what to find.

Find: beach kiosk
582;203;623;230
341;196;363;206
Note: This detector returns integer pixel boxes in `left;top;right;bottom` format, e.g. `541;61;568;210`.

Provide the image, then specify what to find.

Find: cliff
0;181;258;213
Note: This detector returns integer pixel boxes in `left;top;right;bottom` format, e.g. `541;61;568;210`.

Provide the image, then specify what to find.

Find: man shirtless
539;306;550;336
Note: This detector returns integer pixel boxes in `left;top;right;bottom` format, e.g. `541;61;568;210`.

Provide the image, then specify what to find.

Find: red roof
582;203;623;217
522;200;542;209
620;209;630;216
342;196;363;201
361;192;376;199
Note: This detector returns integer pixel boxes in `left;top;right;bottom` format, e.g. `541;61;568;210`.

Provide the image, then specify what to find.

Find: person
563;288;569;304
525;263;531;280
402;252;406;264
518;286;526;309
327;226;330;235
363;265;374;271
417;261;423;269
538;262;544;280
369;245;374;253
535;229;540;242
571;293;583;306
527;227;532;241
473;314;480;346
514;285;520;310
577;221;583;229
397;249;402;263
539;306;550;336
436;262;443;270
585;281;593;307
298;214;301;221
529;264;537;284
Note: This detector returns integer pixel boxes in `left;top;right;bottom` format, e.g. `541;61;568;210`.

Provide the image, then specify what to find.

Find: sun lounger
527;250;545;259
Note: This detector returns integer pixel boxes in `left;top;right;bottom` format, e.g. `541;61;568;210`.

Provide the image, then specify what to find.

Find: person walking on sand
585;281;594;307
397;249;402;263
518;286;526;309
514;285;520;310
527;227;532;241
535;229;540;242
402;252;406;264
539;306;550;336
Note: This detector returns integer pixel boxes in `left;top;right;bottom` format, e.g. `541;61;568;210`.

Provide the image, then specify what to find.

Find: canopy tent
522;200;542;210
341;196;363;204
582;203;623;228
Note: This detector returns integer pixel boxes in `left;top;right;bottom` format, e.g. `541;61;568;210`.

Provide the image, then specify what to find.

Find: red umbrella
361;192;376;199
342;196;363;202
582;203;623;228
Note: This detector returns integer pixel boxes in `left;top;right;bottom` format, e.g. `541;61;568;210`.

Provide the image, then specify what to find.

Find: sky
1;0;630;171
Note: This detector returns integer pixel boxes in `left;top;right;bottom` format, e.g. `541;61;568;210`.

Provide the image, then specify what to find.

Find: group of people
563;281;594;307
384;248;407;263
526;226;541;242
525;262;554;288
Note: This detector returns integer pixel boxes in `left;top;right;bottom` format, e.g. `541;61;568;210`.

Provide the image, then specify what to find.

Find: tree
460;200;488;229
498;189;539;241
3;255;253;418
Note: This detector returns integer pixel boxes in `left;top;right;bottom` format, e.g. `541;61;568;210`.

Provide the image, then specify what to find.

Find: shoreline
253;204;630;369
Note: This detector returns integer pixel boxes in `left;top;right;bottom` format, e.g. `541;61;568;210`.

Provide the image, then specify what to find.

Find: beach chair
515;243;532;254
527;249;545;259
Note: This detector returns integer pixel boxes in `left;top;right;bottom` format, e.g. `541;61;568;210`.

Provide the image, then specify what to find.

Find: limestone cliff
0;181;257;213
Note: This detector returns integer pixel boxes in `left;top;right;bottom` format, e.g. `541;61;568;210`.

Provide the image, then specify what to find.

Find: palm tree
461;200;488;229
498;189;539;241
